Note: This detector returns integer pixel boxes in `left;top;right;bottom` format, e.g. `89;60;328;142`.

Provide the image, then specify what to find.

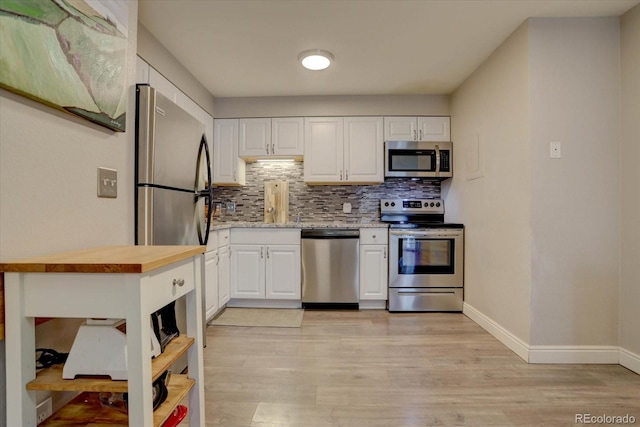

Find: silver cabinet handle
261;247;264;258
419;129;423;140
271;143;275;154
216;253;220;266
266;247;270;259
173;278;185;287
413;129;417;140
340;170;343;181
346;170;349;181
266;143;270;154
384;247;387;259
233;171;237;181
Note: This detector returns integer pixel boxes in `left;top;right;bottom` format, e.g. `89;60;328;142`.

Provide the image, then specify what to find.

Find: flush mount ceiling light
298;49;334;71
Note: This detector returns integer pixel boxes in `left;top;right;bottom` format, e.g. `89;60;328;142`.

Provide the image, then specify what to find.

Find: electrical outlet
343;202;352;213
36;397;52;424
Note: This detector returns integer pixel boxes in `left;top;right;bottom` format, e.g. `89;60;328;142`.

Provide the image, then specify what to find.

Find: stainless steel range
381;199;464;312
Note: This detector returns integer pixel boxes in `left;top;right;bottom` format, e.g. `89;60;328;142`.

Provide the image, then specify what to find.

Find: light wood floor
201;310;640;427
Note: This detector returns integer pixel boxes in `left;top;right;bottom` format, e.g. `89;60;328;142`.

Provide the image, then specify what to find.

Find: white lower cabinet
359;228;389;303
204;249;219;320
205;229;230;321
218;245;231;306
230;229;301;301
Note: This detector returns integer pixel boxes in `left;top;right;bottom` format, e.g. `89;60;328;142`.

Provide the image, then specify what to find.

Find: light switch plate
343;202;352;213
550;141;562;159
98;167;117;198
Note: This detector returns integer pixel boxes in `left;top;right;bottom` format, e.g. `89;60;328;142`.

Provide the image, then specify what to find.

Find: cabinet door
230;245;265;298
304;117;344;183
218;245;231;306
265;245;301;300
205;250;219;320
344;117;384;183
272;117;304;157
239;118;272;158
213;119;246;185
359;245;388;300
418;117;450;141
384;117;417;141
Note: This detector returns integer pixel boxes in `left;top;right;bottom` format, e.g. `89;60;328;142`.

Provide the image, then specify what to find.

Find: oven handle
435;144;441;175
389;229;462;238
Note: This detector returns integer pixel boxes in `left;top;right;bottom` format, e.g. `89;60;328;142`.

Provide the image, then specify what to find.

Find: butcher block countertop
0;245;205;340
0;245;206;274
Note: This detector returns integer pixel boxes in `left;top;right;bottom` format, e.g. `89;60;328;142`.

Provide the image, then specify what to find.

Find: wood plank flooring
201;310;640;427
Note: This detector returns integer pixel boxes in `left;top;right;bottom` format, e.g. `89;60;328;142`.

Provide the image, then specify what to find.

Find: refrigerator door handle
195;134;213;246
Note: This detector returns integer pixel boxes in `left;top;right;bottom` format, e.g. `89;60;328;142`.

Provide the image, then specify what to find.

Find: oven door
389;229;463;288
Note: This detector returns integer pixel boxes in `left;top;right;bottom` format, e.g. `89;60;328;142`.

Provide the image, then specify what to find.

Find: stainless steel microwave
384;140;453;178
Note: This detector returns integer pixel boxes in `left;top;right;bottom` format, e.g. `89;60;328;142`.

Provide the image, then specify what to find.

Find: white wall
450;16;629;365
214;94;449;118
137;24;215;116
620;5;640;365
447;22;532;351
0;1;139;418
528;18;621;348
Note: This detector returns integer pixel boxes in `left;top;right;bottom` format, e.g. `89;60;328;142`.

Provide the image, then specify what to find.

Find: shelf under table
28;335;194;392
39;374;194;427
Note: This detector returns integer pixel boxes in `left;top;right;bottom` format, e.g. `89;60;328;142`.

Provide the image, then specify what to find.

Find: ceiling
138;0;639;98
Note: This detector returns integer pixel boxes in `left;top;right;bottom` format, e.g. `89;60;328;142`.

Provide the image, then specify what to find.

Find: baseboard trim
463;302;633;367
620;348;640;375
462;302;529;362
529;345;620;364
227;299;302;309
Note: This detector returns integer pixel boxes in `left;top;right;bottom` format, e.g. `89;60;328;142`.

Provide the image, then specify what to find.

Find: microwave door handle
435;144;441;176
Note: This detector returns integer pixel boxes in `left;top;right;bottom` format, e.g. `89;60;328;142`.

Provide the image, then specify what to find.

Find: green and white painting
0;0;128;131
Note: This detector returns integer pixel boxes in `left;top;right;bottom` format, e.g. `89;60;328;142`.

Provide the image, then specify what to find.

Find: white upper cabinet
304;117;383;184
383;116;417;141
344;117;384;183
239;118;272;158
304;117;344;183
418;117;451;141
271;117;304;157
384;116;450;141
213;119;246;186
239;117;303;160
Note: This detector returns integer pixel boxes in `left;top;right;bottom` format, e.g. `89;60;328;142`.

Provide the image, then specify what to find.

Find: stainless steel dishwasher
301;229;360;309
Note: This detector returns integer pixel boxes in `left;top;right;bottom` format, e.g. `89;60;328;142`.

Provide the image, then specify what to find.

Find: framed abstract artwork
0;0;128;132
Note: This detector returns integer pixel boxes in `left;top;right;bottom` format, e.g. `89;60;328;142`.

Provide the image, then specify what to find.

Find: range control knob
436;202;441;207
384;202;389;207
430;202;435;207
391;202;395;207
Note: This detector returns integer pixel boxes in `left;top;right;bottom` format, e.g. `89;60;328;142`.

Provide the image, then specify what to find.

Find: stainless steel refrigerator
135;84;212;356
135;84;212;246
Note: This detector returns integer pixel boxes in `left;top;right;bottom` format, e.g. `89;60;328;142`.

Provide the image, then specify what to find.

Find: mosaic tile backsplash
212;162;441;223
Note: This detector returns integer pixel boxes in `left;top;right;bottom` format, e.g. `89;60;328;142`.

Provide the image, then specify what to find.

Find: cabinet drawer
359;228;388;245
146;258;195;312
218;229;230;246
231;228;300;245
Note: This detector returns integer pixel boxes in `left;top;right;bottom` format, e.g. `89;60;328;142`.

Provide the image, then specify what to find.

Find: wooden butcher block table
0;245;206;427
